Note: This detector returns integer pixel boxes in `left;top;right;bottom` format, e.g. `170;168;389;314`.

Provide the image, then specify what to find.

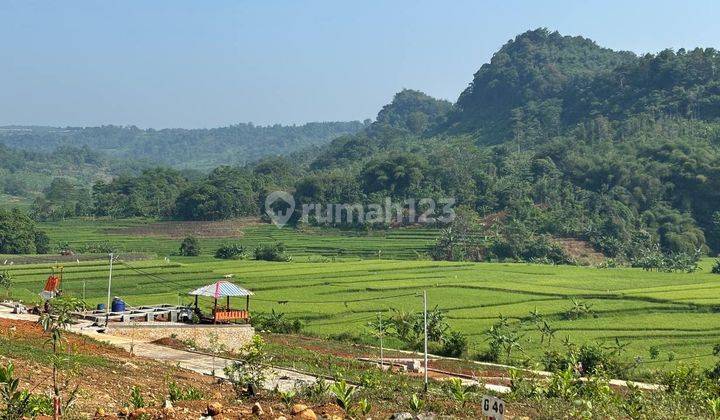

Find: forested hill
446;28;720;142
22;28;720;262
304;28;720;258
0;121;366;171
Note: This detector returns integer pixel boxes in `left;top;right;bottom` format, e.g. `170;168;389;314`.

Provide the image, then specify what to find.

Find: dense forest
16;29;720;264
0;143;146;199
0;121;366;171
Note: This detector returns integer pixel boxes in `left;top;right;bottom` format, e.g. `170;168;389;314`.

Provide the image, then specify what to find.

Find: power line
117;260;190;293
310;315;377;326
251;292;417;305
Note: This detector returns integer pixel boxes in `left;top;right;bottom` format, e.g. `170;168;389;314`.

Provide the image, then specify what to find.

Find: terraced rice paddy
36;218;437;260
5;219;720;375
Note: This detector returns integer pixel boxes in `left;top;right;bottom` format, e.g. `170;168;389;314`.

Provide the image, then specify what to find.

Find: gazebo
188;280;254;323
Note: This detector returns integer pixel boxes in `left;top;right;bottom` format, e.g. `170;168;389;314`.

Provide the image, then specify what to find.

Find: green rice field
36;218;437;260
4;219;720;374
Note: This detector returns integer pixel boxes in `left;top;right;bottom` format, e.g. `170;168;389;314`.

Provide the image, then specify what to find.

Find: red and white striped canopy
188;281;254;298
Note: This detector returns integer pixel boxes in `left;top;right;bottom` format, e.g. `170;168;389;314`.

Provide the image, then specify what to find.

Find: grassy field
4;219;720;377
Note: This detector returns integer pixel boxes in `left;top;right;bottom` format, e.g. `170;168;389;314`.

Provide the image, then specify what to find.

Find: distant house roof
188;281;254;298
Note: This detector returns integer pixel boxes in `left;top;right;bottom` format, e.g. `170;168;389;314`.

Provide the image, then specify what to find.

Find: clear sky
2;0;719;128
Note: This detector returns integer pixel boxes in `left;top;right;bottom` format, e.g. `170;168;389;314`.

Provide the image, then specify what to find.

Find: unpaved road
0;304;318;392
77;327;320;392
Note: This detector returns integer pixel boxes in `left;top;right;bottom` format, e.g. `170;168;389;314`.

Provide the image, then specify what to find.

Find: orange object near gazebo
188;280;254;323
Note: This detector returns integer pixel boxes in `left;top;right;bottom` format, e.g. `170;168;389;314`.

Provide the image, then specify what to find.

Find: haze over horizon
3;0;719;129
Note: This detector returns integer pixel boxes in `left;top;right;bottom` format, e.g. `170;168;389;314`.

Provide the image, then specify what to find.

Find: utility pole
105;253;114;325
423;289;428;393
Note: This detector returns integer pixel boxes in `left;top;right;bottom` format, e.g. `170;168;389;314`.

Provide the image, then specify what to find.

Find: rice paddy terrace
37;218;437;260
4;219;720;375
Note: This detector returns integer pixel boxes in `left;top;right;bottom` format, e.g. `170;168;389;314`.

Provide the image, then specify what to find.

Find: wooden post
226;296;230;310
194;295;198;309
246;295;249;312
213;298;217;324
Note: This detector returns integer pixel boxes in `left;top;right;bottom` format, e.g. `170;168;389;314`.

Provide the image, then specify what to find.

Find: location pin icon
264;191;296;228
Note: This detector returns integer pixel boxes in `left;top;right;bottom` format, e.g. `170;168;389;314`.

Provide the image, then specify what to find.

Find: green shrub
224;335;271;396
298;378;331;403
356;398;372;416
129;386;145;409
482;316;523;363
253;242;291;262
34;231;51;254
168;381;204;402
712;259;720;274
0;270;12;293
214;243;246;259
23;392;53;417
631;246;701;273
489;232;572;265
279;389;296;407
443;377;477;407
179;236;201;256
252;309;302;333
660;363;717;405
77;241;119;254
0;362;31;418
0;209;48;254
440;330;468;358
408;393;425;414
543;342;626;377
329;380;356;413
562;299;596;320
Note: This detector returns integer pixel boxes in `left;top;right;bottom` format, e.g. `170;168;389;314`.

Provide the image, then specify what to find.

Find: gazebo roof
188;281;254;298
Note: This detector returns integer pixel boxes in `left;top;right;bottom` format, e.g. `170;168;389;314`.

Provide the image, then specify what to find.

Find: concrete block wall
107;323;255;352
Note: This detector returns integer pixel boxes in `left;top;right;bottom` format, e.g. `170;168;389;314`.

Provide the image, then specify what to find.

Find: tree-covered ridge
0;143;138;198
375;89;453;134
449;28;636;139
446;28;720;148
563;47;720;123
22;28;720;262
310;90;452;170
298;29;720;258
0;121;366;171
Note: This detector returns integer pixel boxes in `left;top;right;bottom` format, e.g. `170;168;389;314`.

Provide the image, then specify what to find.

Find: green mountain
302;28;720;257
449;28;636;139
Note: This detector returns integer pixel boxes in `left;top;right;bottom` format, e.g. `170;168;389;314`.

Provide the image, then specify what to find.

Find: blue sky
2;0;719;128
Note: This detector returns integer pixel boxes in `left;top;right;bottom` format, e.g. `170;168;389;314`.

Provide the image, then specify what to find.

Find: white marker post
379;312;384;369
423;289;428;392
482;395;505;420
105;253;114;325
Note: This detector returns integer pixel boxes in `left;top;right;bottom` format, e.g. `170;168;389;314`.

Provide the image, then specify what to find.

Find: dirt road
0;303;319;392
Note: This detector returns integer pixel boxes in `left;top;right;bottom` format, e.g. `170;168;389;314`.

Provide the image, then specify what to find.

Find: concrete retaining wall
107;323;255;352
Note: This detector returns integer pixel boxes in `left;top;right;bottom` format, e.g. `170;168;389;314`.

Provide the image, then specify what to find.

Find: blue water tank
111;297;126;313
97;303;106;311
